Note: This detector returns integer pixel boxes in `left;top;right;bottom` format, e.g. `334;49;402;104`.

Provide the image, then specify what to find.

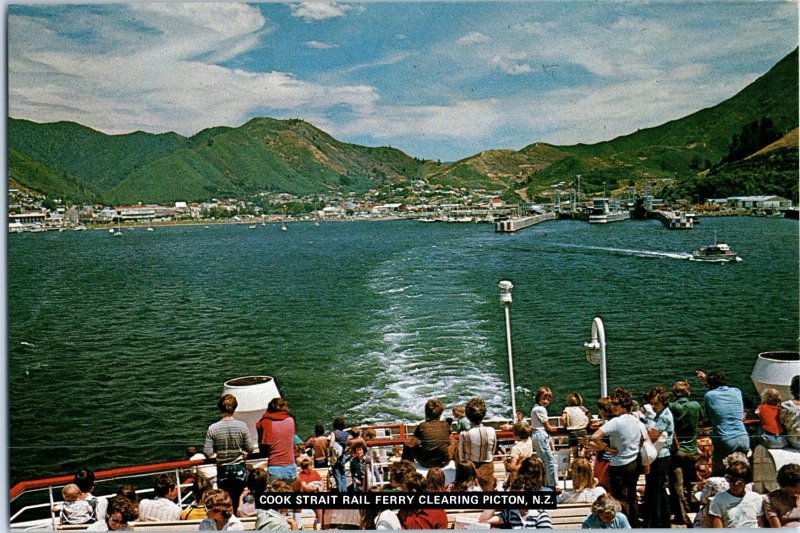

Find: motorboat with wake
691;235;741;262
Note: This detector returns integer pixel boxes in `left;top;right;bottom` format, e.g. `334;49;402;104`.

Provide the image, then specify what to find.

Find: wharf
647;209;695;229
494;213;557;232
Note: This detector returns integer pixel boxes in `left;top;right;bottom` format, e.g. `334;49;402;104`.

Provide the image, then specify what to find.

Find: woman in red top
256;397;297;482
397;472;449;529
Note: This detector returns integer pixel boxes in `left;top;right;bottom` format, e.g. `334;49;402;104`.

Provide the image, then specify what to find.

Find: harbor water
8;217;799;486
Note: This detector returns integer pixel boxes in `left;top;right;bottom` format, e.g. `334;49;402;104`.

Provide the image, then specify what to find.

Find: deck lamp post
584;317;608;397
499;280;517;419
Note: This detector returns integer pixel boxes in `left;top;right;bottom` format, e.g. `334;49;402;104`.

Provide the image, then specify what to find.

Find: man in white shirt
137;474;181;522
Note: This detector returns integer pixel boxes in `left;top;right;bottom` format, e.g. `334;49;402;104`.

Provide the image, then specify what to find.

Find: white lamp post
499;280;517;419
584;317;608;397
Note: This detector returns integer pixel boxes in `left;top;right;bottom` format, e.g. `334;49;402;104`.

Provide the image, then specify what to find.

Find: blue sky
7;1;798;162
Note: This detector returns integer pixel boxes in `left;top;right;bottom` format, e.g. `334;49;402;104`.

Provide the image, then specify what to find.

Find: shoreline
9;211;795;234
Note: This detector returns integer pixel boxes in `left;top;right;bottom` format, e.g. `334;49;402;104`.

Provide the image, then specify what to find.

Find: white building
728;195;791;209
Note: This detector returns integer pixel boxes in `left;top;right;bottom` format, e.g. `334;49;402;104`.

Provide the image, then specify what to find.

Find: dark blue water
8;217;798;485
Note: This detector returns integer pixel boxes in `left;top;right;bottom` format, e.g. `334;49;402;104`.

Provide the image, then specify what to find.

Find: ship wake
555;243;693;260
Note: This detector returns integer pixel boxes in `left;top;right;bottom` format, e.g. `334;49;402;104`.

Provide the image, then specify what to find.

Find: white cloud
322;99;504;142
490;53;533;75
290;2;352;21
8;5;377;136
339;51;412;74
305;40;338;49
7;2;797;162
457;32;491;46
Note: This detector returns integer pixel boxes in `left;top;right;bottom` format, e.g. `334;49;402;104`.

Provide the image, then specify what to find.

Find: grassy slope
111;117;429;203
8;118;187;192
524;47;799;195
8;148;97;203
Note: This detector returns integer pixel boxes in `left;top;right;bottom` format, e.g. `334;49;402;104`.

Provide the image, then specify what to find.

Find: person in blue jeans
696;370;750;475
529;386;559;489
328;416;350;492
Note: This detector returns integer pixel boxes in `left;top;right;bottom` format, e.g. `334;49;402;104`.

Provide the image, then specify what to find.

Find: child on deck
504;422;533;489
451;405;470;432
561;392;591;470
756;387;788;449
346;442;372;492
450;461;482;492
56;484;97;525
530;386;559;489
479;477;553;528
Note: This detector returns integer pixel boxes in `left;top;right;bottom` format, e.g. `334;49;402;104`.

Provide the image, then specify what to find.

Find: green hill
109;117;430;203
520;47;799;200
7;48;798;205
8;118;187;193
668;128;799;202
8;148;97;203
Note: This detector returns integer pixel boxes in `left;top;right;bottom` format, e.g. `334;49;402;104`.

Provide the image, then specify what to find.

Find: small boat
249;225;257;229
281;223;288;231
691;242;740;262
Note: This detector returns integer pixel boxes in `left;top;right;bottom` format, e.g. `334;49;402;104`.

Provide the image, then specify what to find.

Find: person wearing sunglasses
86;495;138;531
708;460;764;528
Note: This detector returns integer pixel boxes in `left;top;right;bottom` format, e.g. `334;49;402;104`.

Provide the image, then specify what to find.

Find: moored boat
588;198;630;224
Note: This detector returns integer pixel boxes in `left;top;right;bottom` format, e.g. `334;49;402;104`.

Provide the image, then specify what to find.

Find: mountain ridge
8;47;798;205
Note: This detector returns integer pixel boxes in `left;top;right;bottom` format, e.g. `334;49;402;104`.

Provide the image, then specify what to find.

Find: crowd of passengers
53;371;800;530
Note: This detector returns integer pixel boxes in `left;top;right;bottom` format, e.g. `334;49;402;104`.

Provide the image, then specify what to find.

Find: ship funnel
750;351;799;401
222;376;281;445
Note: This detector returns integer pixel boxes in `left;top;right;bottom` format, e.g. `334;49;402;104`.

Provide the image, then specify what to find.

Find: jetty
494;213;557;232
647;209;695;229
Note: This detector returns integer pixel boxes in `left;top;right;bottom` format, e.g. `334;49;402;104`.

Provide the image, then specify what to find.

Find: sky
6;1;799;162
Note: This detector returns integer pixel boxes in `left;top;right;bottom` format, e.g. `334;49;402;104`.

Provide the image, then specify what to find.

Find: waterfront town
7;181;795;232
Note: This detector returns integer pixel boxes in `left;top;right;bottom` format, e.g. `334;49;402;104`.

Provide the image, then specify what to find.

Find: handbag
640;426;658;465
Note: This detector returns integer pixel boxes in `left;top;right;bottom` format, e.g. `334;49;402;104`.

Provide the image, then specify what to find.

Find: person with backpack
328;416;349;492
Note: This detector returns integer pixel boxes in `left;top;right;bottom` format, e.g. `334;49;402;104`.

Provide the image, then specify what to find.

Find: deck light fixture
584;317;608;397
498;280;516;419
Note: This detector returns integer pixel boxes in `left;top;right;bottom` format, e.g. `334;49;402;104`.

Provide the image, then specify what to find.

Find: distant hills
8;48;798;206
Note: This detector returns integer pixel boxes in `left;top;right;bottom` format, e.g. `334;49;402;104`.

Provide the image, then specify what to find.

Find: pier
494;213;557;232
647;209;695;229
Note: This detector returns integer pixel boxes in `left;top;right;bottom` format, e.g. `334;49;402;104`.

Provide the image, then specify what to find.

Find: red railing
10;458;206;501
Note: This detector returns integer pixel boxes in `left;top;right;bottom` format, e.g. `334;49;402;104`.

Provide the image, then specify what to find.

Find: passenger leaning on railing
204;393;255;516
402;398;452;469
695;370;750;476
256;397;297;483
457;397;497;491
